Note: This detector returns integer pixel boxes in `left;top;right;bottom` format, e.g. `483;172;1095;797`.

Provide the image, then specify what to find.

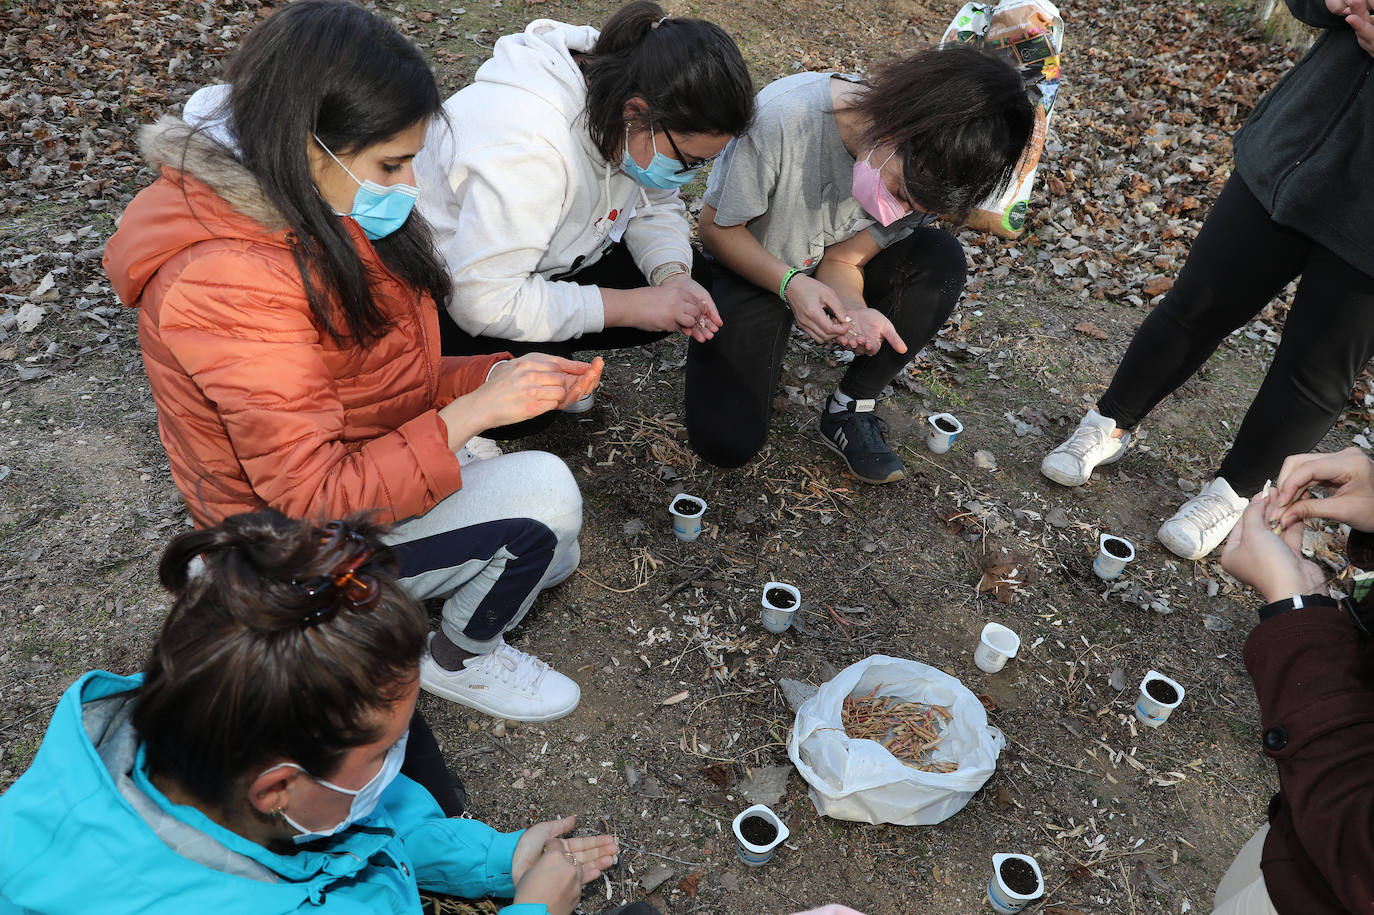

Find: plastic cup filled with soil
668;494;707;542
927;412;964;454
731;803;790;866
1093;533;1136;580
760;581;801;633
987;853;1045;913
1135;669;1185;728
973;621;1020;673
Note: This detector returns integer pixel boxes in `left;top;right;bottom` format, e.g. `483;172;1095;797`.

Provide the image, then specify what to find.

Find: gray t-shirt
704;72;932;273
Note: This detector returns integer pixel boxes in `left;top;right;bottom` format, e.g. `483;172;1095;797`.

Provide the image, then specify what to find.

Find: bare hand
559;356;603;410
511;816;619;915
451;354;597;431
1349;8;1374;57
1327;0;1372;15
834;306;907;356
658;273;722;343
1221;495;1326;604
784;274;853;344
1270;446;1374;532
622;284;717;341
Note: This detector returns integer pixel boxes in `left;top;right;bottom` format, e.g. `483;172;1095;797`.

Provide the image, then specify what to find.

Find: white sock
828;389;854;413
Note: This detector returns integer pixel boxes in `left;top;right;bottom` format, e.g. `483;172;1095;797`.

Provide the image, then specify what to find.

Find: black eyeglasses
661;127;721;176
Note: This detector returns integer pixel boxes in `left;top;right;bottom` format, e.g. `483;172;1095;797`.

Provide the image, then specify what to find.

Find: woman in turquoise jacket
0;511;617;914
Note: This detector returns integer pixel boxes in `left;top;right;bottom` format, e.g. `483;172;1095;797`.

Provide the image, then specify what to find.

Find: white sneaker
563;391;596;414
1157;477;1247;560
456;435;502;466
419;636;580;722
1040;409;1131;486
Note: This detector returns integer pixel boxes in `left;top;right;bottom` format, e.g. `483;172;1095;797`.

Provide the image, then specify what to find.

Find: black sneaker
817;397;905;484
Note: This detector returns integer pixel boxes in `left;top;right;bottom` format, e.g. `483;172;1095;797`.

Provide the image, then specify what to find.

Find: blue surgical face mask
620;123;696;190
313;135;420;240
270;728;408;843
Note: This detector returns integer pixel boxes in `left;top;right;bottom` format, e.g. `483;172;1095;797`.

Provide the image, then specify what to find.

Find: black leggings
438;244;711;438
684;227;967;468
1097;175;1374;496
402;709;466;816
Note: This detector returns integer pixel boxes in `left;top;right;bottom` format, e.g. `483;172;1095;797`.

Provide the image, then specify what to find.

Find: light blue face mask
620;123;696;190
313;135;420;240
270;728;409;843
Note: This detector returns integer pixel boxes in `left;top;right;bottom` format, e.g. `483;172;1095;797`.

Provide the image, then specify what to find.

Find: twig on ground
577;568;651;594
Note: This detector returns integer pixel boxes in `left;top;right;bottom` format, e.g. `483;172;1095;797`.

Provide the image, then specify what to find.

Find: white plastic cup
732;803;790;866
669;494;706;542
974;622;1020;673
927;412;964;454
986;853;1045;913
760;582;800;633
1135;670;1185;728
1093;533;1136;580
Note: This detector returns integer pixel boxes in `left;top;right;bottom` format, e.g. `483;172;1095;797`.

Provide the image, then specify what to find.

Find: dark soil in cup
671;498;700;515
739;815;778;846
935;417;958;432
1145;678;1179;704
764;587;796;609
999;857;1040;895
1104;537;1132;558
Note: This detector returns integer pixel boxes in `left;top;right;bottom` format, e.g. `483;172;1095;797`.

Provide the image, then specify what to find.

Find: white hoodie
416;19;694;343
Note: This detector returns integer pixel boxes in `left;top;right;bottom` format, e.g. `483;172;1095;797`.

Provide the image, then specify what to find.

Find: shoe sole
419;664;581;722
1039;439;1129;487
816;430;905;484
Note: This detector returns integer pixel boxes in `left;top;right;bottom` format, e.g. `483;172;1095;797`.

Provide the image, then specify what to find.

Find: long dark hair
133;510;427;808
224;0;448;345
580;0;754;161
850;46;1034;221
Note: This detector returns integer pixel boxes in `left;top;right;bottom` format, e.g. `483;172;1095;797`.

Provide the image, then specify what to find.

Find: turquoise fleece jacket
0;671;545;915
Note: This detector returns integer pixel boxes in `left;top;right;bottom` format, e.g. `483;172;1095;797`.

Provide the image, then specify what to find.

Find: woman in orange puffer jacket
103;1;601;810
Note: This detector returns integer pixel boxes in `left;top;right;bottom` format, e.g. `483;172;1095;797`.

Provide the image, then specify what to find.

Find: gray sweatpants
1213;825;1278;915
384;450;582;654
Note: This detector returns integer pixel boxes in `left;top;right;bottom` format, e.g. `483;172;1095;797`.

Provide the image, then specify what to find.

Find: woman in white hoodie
416;1;753;420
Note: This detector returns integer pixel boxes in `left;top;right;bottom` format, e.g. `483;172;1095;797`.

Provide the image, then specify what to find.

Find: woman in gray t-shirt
684;47;1032;483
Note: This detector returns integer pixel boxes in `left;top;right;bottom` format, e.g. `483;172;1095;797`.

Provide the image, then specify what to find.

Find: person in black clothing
1041;0;1374;563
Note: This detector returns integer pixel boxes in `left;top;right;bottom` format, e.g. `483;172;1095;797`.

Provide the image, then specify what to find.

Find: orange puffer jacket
104;117;505;528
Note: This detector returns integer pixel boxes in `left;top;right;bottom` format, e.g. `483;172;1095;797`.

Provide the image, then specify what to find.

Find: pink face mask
851;147;910;227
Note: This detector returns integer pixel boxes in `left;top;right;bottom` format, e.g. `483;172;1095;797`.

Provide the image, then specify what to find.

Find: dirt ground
1;0;1363;913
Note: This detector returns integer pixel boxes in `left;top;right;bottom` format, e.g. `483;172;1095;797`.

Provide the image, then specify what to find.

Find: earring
269;805;285;819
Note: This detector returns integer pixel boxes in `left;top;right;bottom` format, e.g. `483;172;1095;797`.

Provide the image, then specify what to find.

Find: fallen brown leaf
995;784;1013;809
1144;276;1175;296
700;763;733;788
676;872;701;897
1073;321;1108;340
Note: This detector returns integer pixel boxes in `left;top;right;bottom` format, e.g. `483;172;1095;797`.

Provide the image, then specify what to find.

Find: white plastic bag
788;655;1005;826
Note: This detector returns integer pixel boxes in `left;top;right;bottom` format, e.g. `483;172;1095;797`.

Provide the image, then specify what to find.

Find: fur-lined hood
104;113;292;309
136;114;285;231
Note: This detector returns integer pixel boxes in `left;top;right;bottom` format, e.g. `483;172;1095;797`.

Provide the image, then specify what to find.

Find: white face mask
268;729;408;843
